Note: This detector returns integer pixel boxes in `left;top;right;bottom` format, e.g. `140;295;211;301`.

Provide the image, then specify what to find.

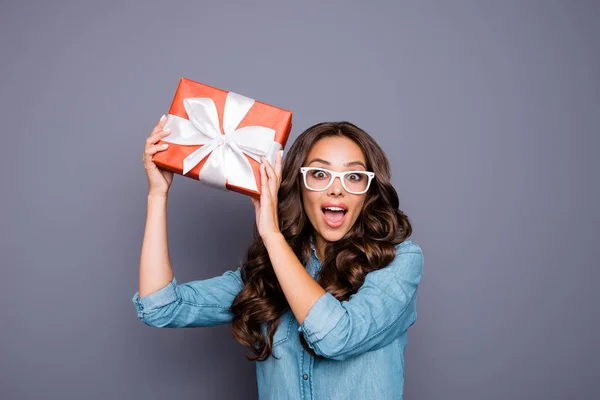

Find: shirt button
303;374;309;380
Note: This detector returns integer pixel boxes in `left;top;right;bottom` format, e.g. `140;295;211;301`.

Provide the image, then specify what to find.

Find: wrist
148;191;168;200
262;231;285;247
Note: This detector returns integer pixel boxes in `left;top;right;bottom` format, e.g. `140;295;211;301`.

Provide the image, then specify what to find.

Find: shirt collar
309;235;320;262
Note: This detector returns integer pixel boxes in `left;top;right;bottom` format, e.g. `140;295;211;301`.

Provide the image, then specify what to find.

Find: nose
328;176;344;196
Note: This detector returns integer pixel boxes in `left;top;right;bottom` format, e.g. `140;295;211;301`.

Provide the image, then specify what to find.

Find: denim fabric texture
132;239;424;399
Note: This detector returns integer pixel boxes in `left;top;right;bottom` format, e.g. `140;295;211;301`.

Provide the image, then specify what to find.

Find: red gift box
153;77;293;198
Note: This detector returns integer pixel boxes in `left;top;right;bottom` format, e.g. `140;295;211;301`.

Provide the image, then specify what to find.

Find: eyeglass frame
299;167;376;194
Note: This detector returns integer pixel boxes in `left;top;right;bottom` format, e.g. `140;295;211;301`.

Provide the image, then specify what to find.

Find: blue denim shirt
132;239;423;399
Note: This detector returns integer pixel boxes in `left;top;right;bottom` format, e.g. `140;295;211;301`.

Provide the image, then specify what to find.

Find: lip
321;201;348;211
321;202;348;229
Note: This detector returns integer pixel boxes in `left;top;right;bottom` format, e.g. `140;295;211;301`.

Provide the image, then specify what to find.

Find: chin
318;228;348;243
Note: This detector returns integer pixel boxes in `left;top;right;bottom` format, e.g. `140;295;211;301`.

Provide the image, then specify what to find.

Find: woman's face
301;136;369;257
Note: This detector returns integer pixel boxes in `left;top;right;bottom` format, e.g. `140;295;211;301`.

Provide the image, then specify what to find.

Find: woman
133;117;424;399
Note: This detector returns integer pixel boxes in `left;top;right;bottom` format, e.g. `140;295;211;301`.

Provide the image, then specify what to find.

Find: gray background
1;0;598;399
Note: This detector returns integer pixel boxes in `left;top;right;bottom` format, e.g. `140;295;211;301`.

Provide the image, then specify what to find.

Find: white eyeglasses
300;167;376;194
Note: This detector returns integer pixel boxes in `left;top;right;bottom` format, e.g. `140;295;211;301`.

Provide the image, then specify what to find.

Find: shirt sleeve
298;243;424;360
131;267;244;328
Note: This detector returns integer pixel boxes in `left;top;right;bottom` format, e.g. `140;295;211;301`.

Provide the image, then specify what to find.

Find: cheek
301;189;321;218
348;197;366;221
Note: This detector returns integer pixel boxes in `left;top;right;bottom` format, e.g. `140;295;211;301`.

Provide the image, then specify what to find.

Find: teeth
324;207;345;211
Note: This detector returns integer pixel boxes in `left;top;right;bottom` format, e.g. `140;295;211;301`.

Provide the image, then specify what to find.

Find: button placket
300;345;314;399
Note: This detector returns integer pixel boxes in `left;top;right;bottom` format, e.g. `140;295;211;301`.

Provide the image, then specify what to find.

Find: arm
298;244;424;361
138;193;173;298
132;267;244;327
254;155;326;325
134;194;243;328
263;234;326;324
135;117;244;328
139;115;177;298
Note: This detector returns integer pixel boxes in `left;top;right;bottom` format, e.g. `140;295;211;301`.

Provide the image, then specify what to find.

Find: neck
313;234;327;263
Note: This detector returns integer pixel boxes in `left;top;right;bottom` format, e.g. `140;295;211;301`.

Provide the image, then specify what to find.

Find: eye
347;173;365;181
311;169;329;179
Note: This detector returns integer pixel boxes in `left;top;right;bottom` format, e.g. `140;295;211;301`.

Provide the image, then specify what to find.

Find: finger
260;163;271;202
146;127;171;146
143;143;170;161
275;151;283;186
150;114;168;136
276;150;283;170
261;157;278;197
262;158;276;196
273;152;280;178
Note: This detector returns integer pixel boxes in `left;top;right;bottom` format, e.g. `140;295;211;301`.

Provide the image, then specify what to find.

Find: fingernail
162;127;171;133
160;114;166;122
279;150;284;157
161;144;169;148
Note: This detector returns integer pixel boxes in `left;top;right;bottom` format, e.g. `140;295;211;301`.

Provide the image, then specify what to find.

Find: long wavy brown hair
229;121;412;361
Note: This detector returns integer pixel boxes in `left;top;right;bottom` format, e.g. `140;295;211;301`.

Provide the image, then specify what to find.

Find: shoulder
394;239;423;257
360;239;424;294
388;239;424;275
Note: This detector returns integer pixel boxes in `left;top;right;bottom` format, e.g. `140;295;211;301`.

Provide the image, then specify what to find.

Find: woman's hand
251;151;284;240
143;115;174;196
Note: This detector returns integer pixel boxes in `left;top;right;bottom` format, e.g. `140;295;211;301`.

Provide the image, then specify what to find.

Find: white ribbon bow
161;92;281;192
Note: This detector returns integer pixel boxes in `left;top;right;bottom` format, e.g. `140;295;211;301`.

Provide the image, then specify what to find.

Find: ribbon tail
197;145;229;191
224;143;259;192
182;142;219;175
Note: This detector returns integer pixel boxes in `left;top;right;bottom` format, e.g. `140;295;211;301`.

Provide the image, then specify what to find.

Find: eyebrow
307;158;367;169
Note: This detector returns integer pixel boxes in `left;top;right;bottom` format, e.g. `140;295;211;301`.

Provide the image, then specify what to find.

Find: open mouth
321;206;348;228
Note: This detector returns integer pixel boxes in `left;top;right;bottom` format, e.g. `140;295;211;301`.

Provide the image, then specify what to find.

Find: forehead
305;136;366;166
